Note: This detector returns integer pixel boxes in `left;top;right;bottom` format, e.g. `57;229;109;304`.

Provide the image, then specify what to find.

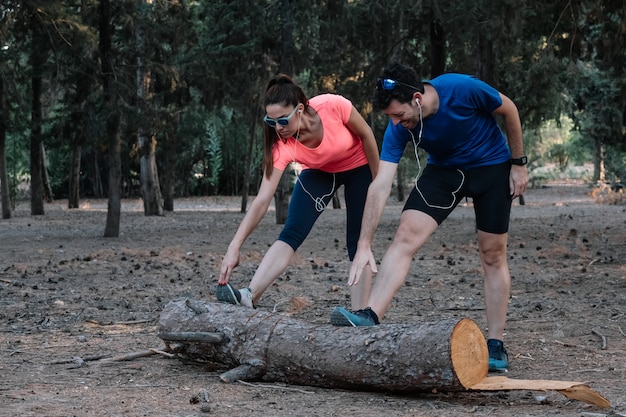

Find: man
330;62;528;373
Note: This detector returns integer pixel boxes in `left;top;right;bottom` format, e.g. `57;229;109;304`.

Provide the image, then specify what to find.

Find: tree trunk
139;132;164;216
594;138;605;182
100;0;122;237
136;8;163;216
29;11;46;216
241;96;260;214
0;74;11;219
158;300;610;408
159;300;487;391
274;166;291;224
40;142;53;203
396;163;405;201
162;132;175;212
474;7;495;85
429;2;446;77
68;143;81;209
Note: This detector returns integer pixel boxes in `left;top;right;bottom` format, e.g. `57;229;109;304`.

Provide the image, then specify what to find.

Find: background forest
1;1;625;232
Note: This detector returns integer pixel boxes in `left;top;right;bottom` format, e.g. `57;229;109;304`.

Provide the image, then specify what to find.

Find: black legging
277;164;372;260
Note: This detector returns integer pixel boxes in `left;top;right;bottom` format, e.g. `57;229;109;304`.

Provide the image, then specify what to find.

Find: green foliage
204;115;225;195
1;0;625;202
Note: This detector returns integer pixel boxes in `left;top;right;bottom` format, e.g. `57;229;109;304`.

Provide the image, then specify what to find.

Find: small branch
185;299;208;314
158;331;224;343
237;380;315;394
618;325;625;337
554;340;579;348
220;362;265;383
587;258;600;268
48;354;108;365
85;319;153;326
149;348;175;358
591;328;607;350
99;349;159;363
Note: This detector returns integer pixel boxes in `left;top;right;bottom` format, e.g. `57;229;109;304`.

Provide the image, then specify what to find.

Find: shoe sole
488;365;509;373
216;284;240;305
330;308;357;327
488;359;509;373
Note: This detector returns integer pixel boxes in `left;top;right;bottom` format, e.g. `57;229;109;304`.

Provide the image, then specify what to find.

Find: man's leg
477;230;510;340
349;268;372;310
477;230;510;371
367;210;438;318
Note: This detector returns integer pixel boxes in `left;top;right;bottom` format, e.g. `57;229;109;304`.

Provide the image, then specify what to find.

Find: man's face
383;99;420;130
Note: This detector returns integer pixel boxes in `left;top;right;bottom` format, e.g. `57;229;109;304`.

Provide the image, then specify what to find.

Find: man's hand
348;247;378;286
509;165;529;200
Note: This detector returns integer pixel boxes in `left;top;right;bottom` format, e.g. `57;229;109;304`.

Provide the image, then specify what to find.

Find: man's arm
493;93;528;199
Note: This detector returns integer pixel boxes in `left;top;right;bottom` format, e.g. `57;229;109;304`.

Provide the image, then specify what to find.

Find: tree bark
100;0;122;237
136;7;163;216
29;10;45;216
0;74;11;219
68;143;81;209
158;299;611;408
139;132;164;216
159;299;487;391
40;142;53;203
161;132;175;212
594;138;605;182
274;167;291;225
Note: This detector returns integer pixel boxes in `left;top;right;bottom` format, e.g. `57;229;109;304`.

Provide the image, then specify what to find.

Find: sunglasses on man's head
263;106;299;127
377;78;421;92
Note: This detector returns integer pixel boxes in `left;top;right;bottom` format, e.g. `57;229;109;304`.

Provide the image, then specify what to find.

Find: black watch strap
510;156;528;166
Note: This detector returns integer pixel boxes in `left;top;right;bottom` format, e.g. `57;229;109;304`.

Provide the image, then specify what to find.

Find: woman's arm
218;167;284;283
347;106;380;178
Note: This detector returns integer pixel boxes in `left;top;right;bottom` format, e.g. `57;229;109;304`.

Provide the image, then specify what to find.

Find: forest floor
1;181;625;417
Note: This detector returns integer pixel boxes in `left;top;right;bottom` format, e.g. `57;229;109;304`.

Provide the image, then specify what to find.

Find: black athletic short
403;162;512;234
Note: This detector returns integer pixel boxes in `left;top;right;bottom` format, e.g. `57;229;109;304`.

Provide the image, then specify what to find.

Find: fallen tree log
158;299;609;408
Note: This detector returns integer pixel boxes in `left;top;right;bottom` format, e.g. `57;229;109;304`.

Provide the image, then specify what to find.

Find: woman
217;74;379;310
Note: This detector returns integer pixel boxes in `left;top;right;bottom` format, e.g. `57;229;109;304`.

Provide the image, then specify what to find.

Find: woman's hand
218;245;240;284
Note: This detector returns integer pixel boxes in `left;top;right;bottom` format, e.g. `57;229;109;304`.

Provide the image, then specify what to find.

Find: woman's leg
342;165;373;309
249;169;334;303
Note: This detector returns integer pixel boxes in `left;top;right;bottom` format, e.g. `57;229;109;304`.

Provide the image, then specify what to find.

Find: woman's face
264;103;301;139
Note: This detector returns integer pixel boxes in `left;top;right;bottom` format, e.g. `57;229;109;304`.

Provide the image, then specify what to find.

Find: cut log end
450;318;488;388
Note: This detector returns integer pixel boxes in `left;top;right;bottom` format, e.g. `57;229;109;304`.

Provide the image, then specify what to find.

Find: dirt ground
1;181;625;417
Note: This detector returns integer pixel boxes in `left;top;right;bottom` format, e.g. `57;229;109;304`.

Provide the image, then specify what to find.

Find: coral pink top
272;94;369;173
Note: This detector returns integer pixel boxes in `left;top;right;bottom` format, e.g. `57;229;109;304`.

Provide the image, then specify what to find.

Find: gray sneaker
216;283;254;308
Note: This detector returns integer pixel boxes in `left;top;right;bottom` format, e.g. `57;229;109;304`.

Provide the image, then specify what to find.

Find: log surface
159;299;486;392
158;299;610;408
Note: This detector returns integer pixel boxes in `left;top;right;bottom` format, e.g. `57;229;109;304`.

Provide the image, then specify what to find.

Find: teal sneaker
487;339;509;372
216;283;254;308
330;307;379;327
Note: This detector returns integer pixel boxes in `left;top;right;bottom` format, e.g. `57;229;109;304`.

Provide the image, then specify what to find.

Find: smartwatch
510;156;528;166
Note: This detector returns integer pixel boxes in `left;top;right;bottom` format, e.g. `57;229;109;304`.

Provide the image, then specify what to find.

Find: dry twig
237;380;315;394
591;328;607;350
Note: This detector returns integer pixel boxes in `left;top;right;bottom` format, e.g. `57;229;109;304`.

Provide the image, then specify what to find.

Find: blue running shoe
216;283;254;308
487;339;509;372
330;307;379;327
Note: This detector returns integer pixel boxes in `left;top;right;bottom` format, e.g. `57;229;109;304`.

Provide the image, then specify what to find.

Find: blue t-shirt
380;73;512;169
